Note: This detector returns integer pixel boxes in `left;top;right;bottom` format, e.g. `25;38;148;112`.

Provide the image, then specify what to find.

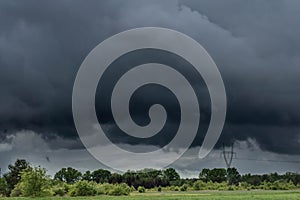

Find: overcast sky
0;0;300;176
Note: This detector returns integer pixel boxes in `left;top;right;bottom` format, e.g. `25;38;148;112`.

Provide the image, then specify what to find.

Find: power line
233;157;300;164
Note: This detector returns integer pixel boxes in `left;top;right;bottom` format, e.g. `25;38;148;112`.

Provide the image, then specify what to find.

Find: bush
51;183;69;197
52;186;65;196
96;183;113;195
180;184;188;191
10;183;23;197
69;181;97;196
193;180;206;190
130;186;136;192
138;186;145;193
240;182;251;190
95;183;130;196
157;186;162;192
108;183;130;196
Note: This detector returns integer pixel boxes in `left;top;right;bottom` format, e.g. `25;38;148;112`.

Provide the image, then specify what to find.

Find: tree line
0;159;300;197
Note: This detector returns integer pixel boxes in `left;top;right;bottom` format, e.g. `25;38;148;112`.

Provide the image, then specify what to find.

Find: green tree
199;168;210;182
0;177;9;196
227;168;241;186
122;171;138;187
3;159;30;194
109;173;123;184
208;168;227;183
199;168;227;183
19;167;51;197
163;168;180;181
284;172;300;185
82;170;92;182
135;169;166;188
54;167;82;184
92;169;111;183
242;173;262;186
268;172;280;183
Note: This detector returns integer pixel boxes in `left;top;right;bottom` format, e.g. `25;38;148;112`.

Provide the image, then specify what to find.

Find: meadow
1;190;300;200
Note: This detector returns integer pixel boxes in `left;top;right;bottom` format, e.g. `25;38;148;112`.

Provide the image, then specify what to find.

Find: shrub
257;181;294;190
157;186;162;192
180;184;188;191
51;183;69;197
108;183;130;196
10;183;23;197
240;182;251;189
95;183;130;196
228;186;234;191
130;186;136;192
138;186;145;193
52;186;65;196
69;181;97;196
193;180;206;190
96;183;114;195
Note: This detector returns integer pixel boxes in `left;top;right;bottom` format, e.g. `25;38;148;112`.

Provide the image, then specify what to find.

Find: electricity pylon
222;143;236;169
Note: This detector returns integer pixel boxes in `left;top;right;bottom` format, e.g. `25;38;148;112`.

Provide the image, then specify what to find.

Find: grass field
1;190;300;200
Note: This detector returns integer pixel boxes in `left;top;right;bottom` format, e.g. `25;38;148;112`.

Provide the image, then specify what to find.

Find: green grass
1;190;300;200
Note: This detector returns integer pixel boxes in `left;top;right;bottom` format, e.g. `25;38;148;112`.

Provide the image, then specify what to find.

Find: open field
1;190;300;200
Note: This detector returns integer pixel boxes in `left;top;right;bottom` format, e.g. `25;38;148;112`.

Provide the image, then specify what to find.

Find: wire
233;157;300;164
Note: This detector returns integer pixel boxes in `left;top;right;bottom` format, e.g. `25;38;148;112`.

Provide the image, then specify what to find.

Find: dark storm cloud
0;0;122;141
182;0;300;154
0;0;300;155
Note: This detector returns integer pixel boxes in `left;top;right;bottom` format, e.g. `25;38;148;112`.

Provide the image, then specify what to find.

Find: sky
0;0;300;177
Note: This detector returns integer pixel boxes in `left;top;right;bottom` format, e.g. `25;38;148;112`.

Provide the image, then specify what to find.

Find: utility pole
222;143;236;169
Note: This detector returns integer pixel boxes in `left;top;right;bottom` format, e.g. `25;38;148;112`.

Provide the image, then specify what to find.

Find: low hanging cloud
1;130;300;176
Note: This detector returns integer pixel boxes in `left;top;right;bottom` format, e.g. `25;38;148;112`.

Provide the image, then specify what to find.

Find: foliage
199;168;210;182
163;168;180;181
10;182;23;197
214;168;227;183
107;183;131;196
0;178;9;197
51;182;69;196
54;167;82;184
95;183;131;196
19;167;51;197
110;173;123;184
227;168;241;186
69;180;97;196
122;169;169;189
82;170;92;182
92;169;111;183
157;186;162;192
199;168;227;183
138;186;146;193
2;159;300;198
3;159;29;195
193;180;206;190
180;184;188;191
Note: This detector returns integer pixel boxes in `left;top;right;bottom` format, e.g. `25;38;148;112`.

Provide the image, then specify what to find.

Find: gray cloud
0;0;300;171
1;131;299;176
